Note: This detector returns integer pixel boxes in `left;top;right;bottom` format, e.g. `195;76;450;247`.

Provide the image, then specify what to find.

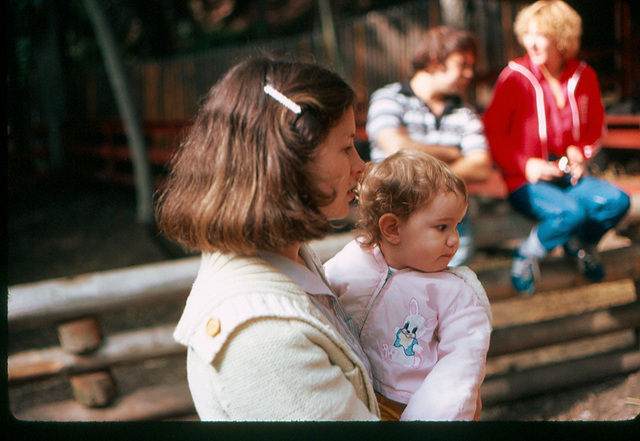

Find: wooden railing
601;114;640;150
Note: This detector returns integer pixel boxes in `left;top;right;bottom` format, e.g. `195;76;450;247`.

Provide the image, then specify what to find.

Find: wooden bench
17;111;637;189
7;190;640;420
8;114;640;420
61;115;369;187
601;114;640;150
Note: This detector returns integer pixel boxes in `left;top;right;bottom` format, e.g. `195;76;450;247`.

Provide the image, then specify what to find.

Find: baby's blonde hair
514;0;582;60
356;150;467;247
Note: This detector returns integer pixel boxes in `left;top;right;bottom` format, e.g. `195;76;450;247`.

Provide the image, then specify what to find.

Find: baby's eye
436;224;447;231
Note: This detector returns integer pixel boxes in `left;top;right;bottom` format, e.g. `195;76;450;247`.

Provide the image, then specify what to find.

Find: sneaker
563;241;605;282
576;248;605;282
511;250;540;296
562;238;582;258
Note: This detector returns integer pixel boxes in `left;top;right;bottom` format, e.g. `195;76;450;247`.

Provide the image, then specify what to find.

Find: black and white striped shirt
366;80;487;162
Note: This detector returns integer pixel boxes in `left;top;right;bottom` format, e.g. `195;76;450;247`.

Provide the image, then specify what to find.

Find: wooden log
10;301;639;385
8;188;640;332
70;371;117;408
5;231;354;330
8;257;199;331
57;317;102;354
8;324;182;384
13;382;194;421
481;348;640;407
602;129;640;149
8;242;639;335
15;350;640;420
488;303;640;357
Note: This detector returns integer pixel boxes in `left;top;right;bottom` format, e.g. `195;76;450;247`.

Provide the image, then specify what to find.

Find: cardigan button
205;318;221;337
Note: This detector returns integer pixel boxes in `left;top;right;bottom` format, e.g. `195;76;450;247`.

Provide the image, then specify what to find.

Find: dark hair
411;25;477;73
156;57;356;254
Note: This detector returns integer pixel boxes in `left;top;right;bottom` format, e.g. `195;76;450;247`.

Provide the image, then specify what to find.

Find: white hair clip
264;84;302;115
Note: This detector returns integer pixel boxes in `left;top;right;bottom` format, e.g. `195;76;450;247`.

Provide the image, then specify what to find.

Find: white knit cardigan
173;248;380;421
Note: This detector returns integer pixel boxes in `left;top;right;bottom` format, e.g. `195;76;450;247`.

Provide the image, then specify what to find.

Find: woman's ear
379;213;402;245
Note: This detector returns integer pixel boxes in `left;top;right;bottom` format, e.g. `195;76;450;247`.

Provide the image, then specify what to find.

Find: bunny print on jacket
382;298;435;368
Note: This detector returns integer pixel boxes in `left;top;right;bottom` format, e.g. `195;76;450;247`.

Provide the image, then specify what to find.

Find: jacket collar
513;55;581;83
257;246;332;296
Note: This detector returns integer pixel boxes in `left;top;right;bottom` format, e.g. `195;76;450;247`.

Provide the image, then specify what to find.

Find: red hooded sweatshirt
483;55;605;193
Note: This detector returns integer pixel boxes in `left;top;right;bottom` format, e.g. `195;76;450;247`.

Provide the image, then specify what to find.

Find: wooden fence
16;0;635;187
8;189;640;421
67;0;528;122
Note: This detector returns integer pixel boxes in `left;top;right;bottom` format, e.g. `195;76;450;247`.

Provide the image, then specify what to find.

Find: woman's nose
352;151;366;179
523;34;534;48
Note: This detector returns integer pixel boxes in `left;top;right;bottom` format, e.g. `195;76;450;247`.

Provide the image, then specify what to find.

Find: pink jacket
324;240;492;421
483;55;605;193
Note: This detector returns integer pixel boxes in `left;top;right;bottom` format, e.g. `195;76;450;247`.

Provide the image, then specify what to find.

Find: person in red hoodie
484;0;630;296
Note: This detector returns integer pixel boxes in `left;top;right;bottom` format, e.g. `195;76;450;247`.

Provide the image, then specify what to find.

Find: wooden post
57;317;102;354
70;371;117;408
58;317;117;408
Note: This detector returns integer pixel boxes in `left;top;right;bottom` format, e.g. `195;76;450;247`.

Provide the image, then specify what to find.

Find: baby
324;150;492;421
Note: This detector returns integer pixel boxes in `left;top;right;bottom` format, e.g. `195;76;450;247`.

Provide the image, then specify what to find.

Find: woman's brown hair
156;57;356;254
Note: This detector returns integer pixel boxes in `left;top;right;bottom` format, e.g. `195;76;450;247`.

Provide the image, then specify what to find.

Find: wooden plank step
476;245;640;301
12;382;194;422
488;302;640;357
481;348;640;407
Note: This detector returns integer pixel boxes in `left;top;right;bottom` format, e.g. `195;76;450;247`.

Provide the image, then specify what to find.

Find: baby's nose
447;233;460;248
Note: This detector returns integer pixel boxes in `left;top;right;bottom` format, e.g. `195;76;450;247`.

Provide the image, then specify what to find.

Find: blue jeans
508;175;630;252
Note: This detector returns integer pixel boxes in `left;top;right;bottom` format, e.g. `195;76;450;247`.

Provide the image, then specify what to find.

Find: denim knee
610;190;631;223
537;204;587;249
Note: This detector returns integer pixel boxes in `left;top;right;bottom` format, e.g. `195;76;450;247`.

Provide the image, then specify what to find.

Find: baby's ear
379;213;401;245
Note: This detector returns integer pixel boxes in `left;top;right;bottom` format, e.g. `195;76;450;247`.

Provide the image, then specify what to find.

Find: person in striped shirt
366;26;491;267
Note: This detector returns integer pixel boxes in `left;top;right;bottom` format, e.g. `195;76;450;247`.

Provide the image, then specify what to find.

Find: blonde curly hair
356;150;467;247
514;0;582;60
